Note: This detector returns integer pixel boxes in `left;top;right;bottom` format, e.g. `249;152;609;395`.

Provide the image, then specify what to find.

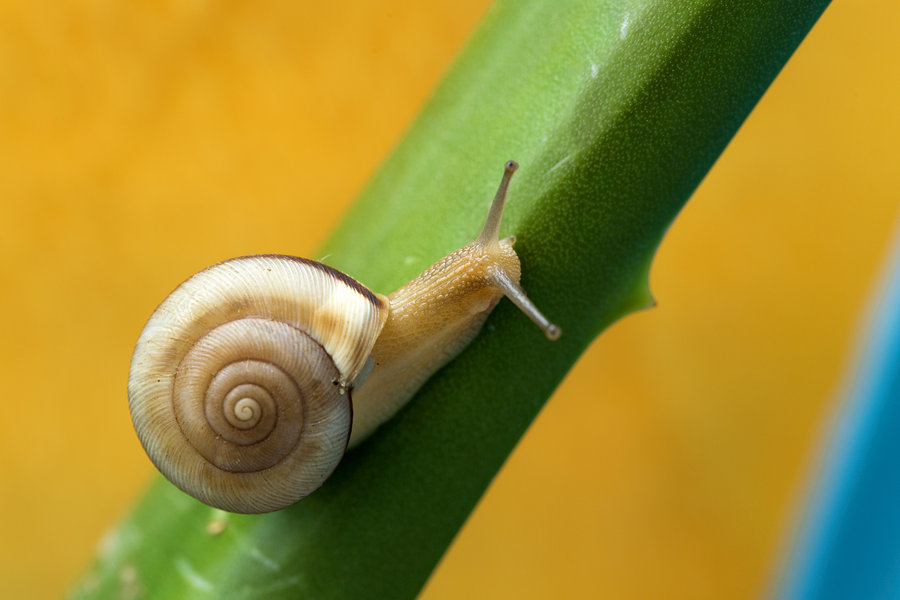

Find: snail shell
128;255;388;513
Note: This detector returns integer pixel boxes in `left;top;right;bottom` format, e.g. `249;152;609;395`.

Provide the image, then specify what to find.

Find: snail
128;160;559;514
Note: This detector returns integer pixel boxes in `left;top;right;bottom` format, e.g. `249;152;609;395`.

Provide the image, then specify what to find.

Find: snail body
128;161;558;513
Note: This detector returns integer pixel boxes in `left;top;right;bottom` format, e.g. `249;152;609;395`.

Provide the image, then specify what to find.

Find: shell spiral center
173;318;318;473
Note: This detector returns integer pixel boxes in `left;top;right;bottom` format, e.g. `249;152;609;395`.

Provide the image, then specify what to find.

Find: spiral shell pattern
128;255;389;513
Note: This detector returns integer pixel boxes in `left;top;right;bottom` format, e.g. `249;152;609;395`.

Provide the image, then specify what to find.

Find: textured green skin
72;1;830;598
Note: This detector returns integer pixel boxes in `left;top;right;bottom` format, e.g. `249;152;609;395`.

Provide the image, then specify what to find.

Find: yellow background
1;1;897;598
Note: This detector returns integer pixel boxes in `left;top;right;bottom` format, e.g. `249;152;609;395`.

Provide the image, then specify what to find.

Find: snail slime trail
128;160;559;513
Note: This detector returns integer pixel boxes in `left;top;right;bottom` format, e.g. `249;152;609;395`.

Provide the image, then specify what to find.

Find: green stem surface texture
73;1;829;598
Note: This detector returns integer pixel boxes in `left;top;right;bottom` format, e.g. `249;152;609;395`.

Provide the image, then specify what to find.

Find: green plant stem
72;1;830;598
